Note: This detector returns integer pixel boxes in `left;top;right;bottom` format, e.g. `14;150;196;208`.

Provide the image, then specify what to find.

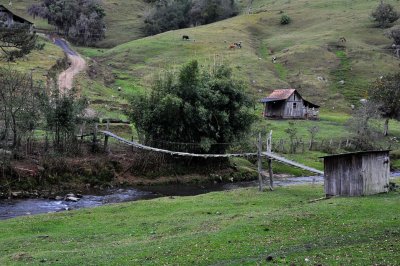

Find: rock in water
65;194;80;202
65;196;80;202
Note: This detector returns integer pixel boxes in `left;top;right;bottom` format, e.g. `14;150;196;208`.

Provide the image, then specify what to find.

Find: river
0;176;326;220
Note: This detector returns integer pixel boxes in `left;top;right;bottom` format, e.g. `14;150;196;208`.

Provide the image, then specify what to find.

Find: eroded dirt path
53;38;86;93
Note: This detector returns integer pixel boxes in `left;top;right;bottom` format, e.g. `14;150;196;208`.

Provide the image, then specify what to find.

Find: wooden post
104;135;109;153
257;132;263;192
106;119;110;131
267;130;273;191
92;123;98;152
131;136;134;152
268;158;273;191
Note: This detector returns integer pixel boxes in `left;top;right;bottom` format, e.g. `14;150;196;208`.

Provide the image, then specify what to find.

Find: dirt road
53;38;86;93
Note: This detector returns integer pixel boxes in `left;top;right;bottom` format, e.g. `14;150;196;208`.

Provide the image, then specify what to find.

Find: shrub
386;26;400;45
280;14;291;25
372;1;399;28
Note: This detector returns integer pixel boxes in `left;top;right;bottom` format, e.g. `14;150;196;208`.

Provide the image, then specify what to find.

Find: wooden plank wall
324;151;390;196
362;152;390;195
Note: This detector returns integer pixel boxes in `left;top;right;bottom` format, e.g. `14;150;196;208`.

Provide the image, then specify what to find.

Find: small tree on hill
372;1;399;28
285;122;298;153
39;88;88;152
347;101;382;150
369;72;400;136
129;60;256;154
0;24;39;61
386;26;400;57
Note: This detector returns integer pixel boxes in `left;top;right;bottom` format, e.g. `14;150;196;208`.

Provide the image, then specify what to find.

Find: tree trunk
11;115;17;148
384;118;389;136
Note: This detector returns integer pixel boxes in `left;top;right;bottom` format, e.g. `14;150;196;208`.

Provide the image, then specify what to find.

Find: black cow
182;35;190;40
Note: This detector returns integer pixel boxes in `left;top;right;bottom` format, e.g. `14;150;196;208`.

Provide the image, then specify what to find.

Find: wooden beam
257;132;264;192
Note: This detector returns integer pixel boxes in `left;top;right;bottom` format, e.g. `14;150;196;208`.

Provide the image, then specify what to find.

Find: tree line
143;0;238;35
0;67;88;153
28;0;106;46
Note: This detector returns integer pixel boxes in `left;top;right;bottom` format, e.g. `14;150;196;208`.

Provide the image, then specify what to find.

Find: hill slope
4;0;400;114
2;0;150;47
84;0;400;113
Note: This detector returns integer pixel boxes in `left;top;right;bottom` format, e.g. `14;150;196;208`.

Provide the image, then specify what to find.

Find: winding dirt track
53;38;86;93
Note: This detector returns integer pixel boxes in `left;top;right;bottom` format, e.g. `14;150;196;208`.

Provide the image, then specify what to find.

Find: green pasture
0;179;399;265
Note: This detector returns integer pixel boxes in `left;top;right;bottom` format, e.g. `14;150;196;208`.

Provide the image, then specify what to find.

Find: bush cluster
280;14;291;25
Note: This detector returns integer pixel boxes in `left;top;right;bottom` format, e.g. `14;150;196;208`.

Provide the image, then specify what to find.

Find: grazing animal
339;37;346;43
182;35;190;40
229;44;236;49
272;56;277;63
234;42;242;48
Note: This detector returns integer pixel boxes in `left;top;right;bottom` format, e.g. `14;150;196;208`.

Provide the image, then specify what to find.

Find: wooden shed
322;150;390;197
260;89;319;119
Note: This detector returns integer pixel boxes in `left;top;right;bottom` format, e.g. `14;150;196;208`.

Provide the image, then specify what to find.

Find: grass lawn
0;179;399;265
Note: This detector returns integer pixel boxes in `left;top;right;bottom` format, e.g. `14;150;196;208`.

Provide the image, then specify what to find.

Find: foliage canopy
129;60;255;153
144;0;238;35
28;0;106;46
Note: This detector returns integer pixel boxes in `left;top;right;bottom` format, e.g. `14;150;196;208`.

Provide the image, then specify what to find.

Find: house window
293;102;297;109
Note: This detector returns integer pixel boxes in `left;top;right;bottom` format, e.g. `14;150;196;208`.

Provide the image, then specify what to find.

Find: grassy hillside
9;0;400;110
2;0;150;47
0;36;64;80
0;182;399;265
81;0;399;113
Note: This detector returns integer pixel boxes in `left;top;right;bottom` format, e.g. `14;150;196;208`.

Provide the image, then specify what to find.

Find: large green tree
28;0;106;45
369;72;400;136
129;60;255;153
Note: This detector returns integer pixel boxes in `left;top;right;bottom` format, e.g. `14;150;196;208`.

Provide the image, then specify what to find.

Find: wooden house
260;89;319;119
322;150;390;197
0;5;33;30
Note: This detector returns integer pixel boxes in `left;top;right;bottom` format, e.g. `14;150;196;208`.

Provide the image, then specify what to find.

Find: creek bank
0;176;325;220
1;153;259;199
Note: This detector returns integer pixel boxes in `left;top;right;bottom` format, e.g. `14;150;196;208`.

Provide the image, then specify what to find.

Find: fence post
104;135;109;153
257;132;264;192
92;123;98;152
267;130;273;191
